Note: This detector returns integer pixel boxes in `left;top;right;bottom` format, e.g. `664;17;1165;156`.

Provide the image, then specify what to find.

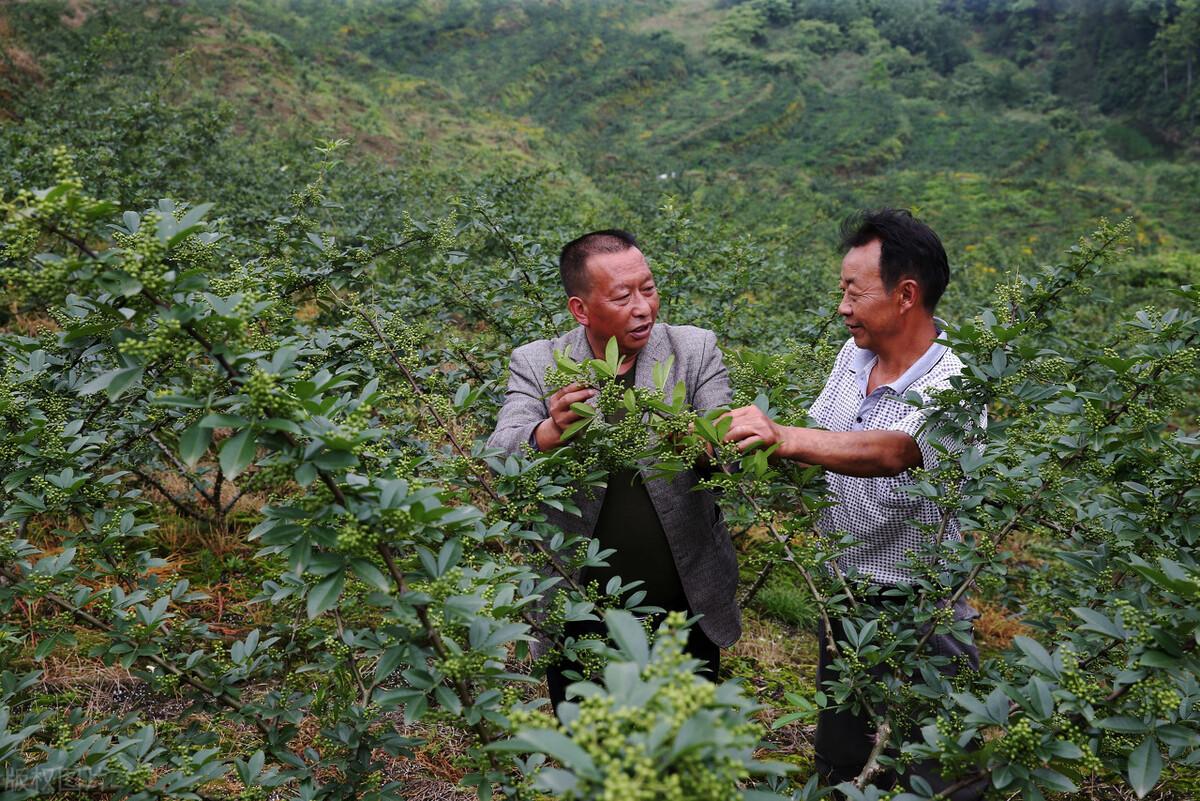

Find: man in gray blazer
487;229;740;708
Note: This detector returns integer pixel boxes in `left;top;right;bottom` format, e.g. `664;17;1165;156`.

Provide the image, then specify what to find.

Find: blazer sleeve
690;329;733;412
487;344;549;456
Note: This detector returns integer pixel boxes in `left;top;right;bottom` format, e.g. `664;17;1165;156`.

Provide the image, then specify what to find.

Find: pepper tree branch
141;274;502;760
350;299;586;597
0;564;247;715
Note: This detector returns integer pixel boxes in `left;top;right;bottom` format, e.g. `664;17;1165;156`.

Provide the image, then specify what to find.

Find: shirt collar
850;319;949;396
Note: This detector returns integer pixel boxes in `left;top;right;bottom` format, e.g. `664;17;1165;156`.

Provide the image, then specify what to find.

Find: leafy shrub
498;611;790;800
1;147;1198;800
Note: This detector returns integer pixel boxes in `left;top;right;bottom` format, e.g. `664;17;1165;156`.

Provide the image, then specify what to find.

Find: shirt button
856;416;863;422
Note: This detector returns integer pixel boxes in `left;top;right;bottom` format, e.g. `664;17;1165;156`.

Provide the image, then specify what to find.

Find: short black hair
558;229;639;298
840;208;949;312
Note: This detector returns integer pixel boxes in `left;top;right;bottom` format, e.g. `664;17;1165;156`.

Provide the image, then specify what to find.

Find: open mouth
629;323;652;339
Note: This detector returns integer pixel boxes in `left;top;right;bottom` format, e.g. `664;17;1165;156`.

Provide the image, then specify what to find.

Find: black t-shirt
582;369;688;611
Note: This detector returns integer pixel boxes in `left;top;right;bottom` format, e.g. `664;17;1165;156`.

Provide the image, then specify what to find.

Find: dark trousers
814;596;986;801
547;613;720;713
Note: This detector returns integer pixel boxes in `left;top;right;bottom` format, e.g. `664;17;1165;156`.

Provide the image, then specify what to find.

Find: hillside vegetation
1;2;1199;801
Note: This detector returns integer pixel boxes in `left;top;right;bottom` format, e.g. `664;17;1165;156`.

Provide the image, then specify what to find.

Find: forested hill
2;0;1199;324
337;0;1200;254
3;5;1200;800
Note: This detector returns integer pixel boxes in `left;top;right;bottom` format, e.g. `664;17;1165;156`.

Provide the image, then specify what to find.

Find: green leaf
1099;716;1150;733
453;382;471;408
179;423;211;469
219;428;257;479
1047;739;1084;759
560;417;593;441
199;413;248;428
1013;636;1058;677
96;270;143;297
78;366;141;398
1124;555;1197;598
671;716;714;758
672;380;687;407
1072;607;1126;640
694;415;720;444
770;711;809;730
350;559;391;593
1156;724;1200;749
605;336;619;371
247;749;265;780
569;402;596;417
959;447;986;475
35;632;67;660
167;202;213;247
1127;736;1162;798
604;609;649;668
535;768;579;794
375;645;405;682
553;346;578;373
517;728;597;775
106;367;144;400
952;690;1006;726
294;462;317;486
1032;767;1077;793
314;449;358;470
258;418;302;435
306;571;345;618
1140;650;1180;668
652;355;675;391
984;686;1010;726
1027;677;1054;718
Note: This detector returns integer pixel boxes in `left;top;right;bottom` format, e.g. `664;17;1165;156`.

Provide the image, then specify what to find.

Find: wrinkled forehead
840;240;883;286
584;247;653;286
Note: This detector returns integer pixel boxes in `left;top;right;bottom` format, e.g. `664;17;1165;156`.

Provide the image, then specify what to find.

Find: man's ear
567;296;589;327
896;278;920;313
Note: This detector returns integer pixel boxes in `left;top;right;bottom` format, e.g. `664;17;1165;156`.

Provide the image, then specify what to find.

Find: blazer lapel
558;325;592;363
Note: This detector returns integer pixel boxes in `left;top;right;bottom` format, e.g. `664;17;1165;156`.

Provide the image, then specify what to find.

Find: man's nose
837;295;852;316
632;293;651;317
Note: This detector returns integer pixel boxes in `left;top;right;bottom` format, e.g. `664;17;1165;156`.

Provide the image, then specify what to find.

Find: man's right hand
535;383;596;450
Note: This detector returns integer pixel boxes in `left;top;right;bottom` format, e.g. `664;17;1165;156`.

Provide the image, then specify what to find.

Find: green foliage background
1;1;1199;800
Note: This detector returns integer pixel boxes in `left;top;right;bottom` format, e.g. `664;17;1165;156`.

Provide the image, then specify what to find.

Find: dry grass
2;305;60;335
0;15;44;85
33;650;133;693
142;465;265;519
294;300;321;323
729;610;818;678
59;0;91;30
149;513;249;564
134;461;272;564
729;612;819;769
970;597;1028;651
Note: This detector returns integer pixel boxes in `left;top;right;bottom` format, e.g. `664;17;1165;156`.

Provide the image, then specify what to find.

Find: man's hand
721;404;790;454
535;383;596;451
722;404;923;476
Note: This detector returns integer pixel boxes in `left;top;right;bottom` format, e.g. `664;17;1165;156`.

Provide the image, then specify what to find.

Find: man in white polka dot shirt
723;209;984;798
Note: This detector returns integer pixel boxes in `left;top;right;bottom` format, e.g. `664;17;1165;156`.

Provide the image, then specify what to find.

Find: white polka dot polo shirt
807;327;983;585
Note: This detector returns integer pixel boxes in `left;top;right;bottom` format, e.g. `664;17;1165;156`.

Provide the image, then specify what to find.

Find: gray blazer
487;322;741;648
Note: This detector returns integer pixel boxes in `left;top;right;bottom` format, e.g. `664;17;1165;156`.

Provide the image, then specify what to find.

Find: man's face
838;239;901;353
572;246;660;358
